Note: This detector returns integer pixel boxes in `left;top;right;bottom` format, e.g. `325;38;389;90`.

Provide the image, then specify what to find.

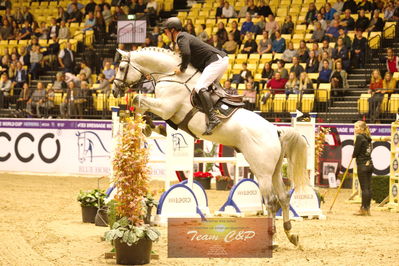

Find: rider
164;17;229;135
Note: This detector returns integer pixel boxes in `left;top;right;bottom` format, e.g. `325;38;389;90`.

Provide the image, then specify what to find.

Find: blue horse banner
0;119;112;175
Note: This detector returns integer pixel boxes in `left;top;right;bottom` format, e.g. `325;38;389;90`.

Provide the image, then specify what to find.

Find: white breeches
194;55;229;93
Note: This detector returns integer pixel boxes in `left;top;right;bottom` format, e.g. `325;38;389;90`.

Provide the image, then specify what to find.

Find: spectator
330;61;349;97
333;0;345;14
281;15;294;34
230;21;242;45
386;48;399;73
243;81;256;110
310;22;325;43
43;36;60;68
351;30;368;68
48;18;60;39
357;0;374;12
222;33;238;54
247;0;259;17
83;11;96;32
318;59;332;84
238;0;249;18
255;15;266;34
102;61;115;83
260;62;274;87
67;0;84;14
57;7;70;23
29;45;43;80
0;73;11;108
12;62;28;93
355;9;370;32
241;13;256;35
197;24;209;42
157;35;169;49
285;72;299;96
392;0;399;21
0;19;13;40
290;56;305;78
224;80;237;95
297;40;309;63
343;0;358;14
257;30;272;54
384;1;396;21
7;62;16;82
67;3;84;23
60;81;83;118
36;21;49;40
186;24;196;36
306;50;320;73
26;82;46;117
325;3;337;22
19;46;29;66
282;41;297;63
58;20;71;39
325;20;340;42
341;9;355;31
305;3;317;25
367;10;385;32
315;13;327;31
337;28;352;50
258;0;273;18
58;42;76;73
266;72;287;95
298;72;314;94
319;40;333;60
149;26;161;44
239;62;253;83
216;22;228;44
382;71;397;95
79;61;92;82
16;82;31;111
53;72;67;92
80;81;92;109
210;34;223;50
222;1;236;18
368;69;384;122
318;51;333;71
94;11;106;44
17;20;32;40
241;32;257;54
132;0;146;14
97;73;111;96
332;38;350;71
275;60;289;79
22;7;34;25
85;0;97;15
319;6;327;19
215;0;225;18
272;31;285;54
265;14;280;37
45;83;55;117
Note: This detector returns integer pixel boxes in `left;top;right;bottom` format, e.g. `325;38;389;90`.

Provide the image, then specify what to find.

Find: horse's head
113;49;144;97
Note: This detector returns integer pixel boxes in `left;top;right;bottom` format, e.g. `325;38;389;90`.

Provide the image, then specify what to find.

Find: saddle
190;83;245;119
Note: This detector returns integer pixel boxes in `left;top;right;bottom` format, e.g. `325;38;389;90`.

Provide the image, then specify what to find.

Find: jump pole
329;158;353;212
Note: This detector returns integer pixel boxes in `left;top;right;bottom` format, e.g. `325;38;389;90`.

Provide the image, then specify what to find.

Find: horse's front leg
133;94;177;121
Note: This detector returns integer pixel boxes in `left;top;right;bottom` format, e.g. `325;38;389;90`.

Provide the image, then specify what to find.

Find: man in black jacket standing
164;17;229;135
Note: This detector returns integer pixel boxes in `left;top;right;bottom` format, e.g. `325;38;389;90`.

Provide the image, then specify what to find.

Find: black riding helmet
164;17;182;31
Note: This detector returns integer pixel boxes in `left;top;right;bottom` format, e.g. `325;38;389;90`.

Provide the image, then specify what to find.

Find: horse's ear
117;49;128;58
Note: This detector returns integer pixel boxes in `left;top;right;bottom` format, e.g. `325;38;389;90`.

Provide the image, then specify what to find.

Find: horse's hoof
289;233;299;246
143;125;152;137
272;241;279;250
158;125;167;137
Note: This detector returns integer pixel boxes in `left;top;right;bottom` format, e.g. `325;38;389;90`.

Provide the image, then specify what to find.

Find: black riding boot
198;88;221;135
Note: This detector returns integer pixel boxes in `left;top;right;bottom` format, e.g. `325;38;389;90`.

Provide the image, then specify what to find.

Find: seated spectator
48;18;59;39
310;43;320;58
382;71;397;95
325;3;337;22
266;72;287;96
29;45;43;80
319;40;333;61
12;62;28;94
290;56;305;78
272;31;285;54
282;41;297;63
305;3;317;25
67;3;84;23
337;28;352;50
230;21;242;45
216;22;228;44
26;82;46;117
325;20;340;42
306;50;320;73
94;11;106;44
368;69;384;123
60;81;83;118
58;20;71;39
210;34;223;50
351;30;367;68
332;38;350;71
79;62;92;83
7;62;16;82
258;0;273;18
238;0;249;18
83;12;96;32
275;60;289;79
43;36;60;68
257;30;272;54
255;15;266;34
318;51;333;71
16;82;31;111
357;0;374;12
0;19;13;40
343;0;358;14
53;72;67;92
0;73;11;108
157;35;169;49
85;0;97;15
17;20;32;40
315;13;327;31
297;40;309;63
260;62;274;87
224;80;237;95
367;10;385;32
22;7;34;25
149;26;160;45
58;42;76;73
285;72;299;96
243;81;256;110
81;81;92;109
97;73;111;96
281;15;294;35
330;61;349;97
57;7;70;24
67;0;84;14
197;24;209;42
102;62;115;83
386;47;399;73
222;33;238;54
45;83;55;117
246;0;259;17
333;0;345;15
310;22;325;43
355;9;370;32
384;1;396;21
265;14;280;37
241;13;256;35
186;24;196;36
298;72;314;94
340;9;355;31
239;62;253;83
318;59;332;84
241;32;257;54
222;1;236;18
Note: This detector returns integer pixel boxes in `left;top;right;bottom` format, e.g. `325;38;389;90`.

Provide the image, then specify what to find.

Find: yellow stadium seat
316;83;331;102
384;22;396;39
286;94;299;112
389;94;399;113
273;94;286;113
301;94;315;113
260;53;273;63
259;91;273;112
357;93;371;114
54;93;63;105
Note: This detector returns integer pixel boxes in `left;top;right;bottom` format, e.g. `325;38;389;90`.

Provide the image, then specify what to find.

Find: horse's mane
134;46;177;56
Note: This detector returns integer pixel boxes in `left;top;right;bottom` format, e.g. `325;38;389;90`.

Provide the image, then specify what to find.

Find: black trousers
357;163;373;209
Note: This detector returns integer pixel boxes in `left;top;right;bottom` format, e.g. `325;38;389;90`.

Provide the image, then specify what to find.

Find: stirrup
203;111;221;135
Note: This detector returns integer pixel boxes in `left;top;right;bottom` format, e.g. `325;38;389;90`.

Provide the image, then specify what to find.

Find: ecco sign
0;132;61;163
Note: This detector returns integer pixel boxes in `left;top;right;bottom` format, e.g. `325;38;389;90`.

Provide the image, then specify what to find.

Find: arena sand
0;174;398;266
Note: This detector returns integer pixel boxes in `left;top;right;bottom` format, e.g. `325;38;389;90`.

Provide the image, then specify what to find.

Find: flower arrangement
193;171;213;179
77;189;106;208
315;126;331;177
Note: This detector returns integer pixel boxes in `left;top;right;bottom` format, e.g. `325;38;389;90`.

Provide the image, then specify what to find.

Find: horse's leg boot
198;88;221;135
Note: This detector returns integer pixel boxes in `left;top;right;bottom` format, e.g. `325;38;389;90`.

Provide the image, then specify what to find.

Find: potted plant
104;115;160;265
77;189;106;223
215;175;233;190
193;171;213;190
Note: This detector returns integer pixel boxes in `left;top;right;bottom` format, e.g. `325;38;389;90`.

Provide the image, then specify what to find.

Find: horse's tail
279;127;309;190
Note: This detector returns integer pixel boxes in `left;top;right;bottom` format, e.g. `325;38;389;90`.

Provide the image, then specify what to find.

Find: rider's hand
174;68;182;75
